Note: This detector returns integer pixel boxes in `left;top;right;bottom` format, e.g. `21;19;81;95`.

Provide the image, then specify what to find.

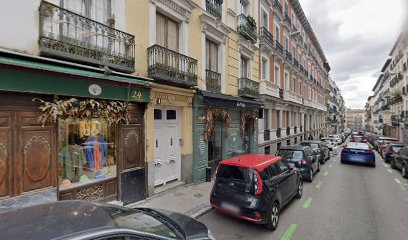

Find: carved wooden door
15;112;55;195
0;112;11;198
121;125;142;170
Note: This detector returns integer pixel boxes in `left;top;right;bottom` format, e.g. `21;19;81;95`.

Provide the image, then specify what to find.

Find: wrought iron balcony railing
264;129;271;141
292;24;297;32
206;69;221;93
284;13;291;26
285;50;292;62
39;1;135;73
293;58;299;68
286;127;291;136
275;40;284;55
237;14;257;43
276;128;281;138
238;77;260;98
206;0;223;19
273;0;283;14
148;44;198;86
261;27;274;47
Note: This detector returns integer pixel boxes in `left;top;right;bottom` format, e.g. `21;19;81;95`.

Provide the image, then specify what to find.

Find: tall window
284;35;289;50
264;109;269;130
299;81;302;95
284;1;289;13
292;43;296;58
284;72;289;90
262;9;268;28
156;13;179;52
274;65;280;86
261;58;268;80
275;24;280;43
292;12;296;24
292;77;296;92
277;110;281;128
63;0;112;23
241;0;249;15
206;39;218;72
241;56;249;78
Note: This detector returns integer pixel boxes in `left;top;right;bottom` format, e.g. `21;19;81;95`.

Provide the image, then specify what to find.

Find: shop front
192;91;262;182
0;52;150;207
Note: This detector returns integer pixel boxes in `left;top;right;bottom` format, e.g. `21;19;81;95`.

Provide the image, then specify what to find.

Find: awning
0;50;151;102
200;91;263;109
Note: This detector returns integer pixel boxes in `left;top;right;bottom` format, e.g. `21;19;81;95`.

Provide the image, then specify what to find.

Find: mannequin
84;128;107;177
59;132;86;183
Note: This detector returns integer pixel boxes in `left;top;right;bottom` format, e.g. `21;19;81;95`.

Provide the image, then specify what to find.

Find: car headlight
208;229;216;240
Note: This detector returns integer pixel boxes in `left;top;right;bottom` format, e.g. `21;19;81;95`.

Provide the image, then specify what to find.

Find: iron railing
279;88;284;99
237;14;257;43
238;77;260;98
285;50;292;62
38;1;135;73
261;27;274;47
206;0;223;19
292;23;297;32
148;44;198;86
294;126;297;134
206;69;221;93
275;40;284;55
293;58;299;68
286;127;291;136
276;128;281;138
264;129;271;141
273;0;283;14
284;12;291;26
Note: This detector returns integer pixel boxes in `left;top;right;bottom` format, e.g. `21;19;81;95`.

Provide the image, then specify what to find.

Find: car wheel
317;162;320;172
265;202;280;231
308;168;313;182
295;180;303;199
402;166;408;179
390;159;397;169
320;155;326;164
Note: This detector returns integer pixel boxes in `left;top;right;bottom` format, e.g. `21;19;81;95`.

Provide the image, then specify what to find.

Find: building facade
257;0;331;155
345;109;366;131
327;77;345;134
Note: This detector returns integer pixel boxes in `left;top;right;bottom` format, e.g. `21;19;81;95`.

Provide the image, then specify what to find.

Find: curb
192;206;213;219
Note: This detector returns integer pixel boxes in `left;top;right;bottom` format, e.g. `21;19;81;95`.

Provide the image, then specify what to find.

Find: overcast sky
299;0;406;109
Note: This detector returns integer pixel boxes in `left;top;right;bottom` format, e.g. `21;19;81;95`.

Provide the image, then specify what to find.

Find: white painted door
154;106;181;186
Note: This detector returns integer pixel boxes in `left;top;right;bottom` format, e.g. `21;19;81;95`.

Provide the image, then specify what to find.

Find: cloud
299;0;406;108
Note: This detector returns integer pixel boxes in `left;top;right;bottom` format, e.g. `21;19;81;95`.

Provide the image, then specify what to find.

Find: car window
267;164;283;177
276;160;290;172
310;143;319;149
392;146;403;153
277;150;304;160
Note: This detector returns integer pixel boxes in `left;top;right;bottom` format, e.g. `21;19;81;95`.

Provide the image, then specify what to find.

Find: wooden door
15;112;55;195
0;112;12;198
121;125;142;170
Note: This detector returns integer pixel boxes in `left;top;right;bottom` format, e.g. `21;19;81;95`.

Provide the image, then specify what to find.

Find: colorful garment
59;144;86;182
84;136;108;170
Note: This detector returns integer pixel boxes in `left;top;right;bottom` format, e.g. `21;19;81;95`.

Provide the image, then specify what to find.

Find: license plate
221;202;240;214
352;150;365;153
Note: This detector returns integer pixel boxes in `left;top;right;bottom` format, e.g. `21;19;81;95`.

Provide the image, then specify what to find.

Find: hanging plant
33;98;130;126
240;110;258;137
203;107;231;141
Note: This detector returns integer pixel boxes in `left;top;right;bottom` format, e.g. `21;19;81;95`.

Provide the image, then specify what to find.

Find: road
198;146;408;240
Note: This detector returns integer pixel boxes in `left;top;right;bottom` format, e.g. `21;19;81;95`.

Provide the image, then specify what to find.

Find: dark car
382;143;405;163
0;201;214;240
350;135;367;143
341;142;375;167
378;140;400;156
210;154;302;231
391;145;408;178
276;145;320;182
374;137;398;151
300;140;330;164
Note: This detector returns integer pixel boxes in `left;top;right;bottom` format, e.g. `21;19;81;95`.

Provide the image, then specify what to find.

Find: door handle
156;139;158;148
155;162;162;167
170;137;173;146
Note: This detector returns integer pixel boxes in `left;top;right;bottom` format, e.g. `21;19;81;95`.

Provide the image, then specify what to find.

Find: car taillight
391;150;397;154
254;170;263;195
350;139;355;142
298;160;307;164
362;139;367;143
342;148;350;152
366;150;373;154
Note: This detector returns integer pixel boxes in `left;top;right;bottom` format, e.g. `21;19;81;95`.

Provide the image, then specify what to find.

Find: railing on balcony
264;129;271;141
279;88;284;99
237;14;257;43
148;44;198;86
238;77;260;98
206;69;221;93
286;127;291;136
275;40;284;55
273;0;283;14
292;24;297;32
276;128;281;138
39;1;135;73
261;27;274;47
206;0;223;19
284;13;291;26
285;50;292;62
293;58;299;68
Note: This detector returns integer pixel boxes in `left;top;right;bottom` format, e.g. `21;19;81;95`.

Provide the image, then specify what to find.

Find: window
63;0;112;23
277;110;281;128
241;0;249;15
292;12;296;24
241;56;249;78
154;109;162;120
284;35;289;50
274;65;280;86
261;58;268;80
265;146;271;155
262;9;268;28
292;77;296;92
275;24;280;43
267;164;282;177
264;109;270;130
166;110;177;120
156;13;179;52
284;72;289;90
284;1;289;13
292;43;296;58
299;81;302;95
206;39;218;72
58;119;116;190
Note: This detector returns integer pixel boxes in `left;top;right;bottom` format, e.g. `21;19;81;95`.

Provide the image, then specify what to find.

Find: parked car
210;154;302;231
328;134;342;144
341;142;375;167
276;145;320;182
321;137;338;151
0;201;214;240
382;143;405;163
374;137;398;151
350;135;367;143
300;140;330;164
390;146;408;178
378;139;400;156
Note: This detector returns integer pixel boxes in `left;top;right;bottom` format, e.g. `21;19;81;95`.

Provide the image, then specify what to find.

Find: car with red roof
210;154;302;231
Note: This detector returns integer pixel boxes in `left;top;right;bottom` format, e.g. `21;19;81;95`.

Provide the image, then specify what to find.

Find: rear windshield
276;150;304;160
217;165;252;182
322;139;333;143
392;146;403;152
300;143;319;149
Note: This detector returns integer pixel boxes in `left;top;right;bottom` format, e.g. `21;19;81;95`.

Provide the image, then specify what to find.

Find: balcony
292;23;297;32
283;91;303;104
276;128;281;138
293;58;299;69
279;88;284;99
284;13;291;27
260;27;274;48
264;129;271;141
286;127;291;136
284;50;292;63
273;0;283;15
260;80;280;98
147;45;198;86
206;0;223;19
238;78;260;98
275;40;284;56
237;14;257;43
39;1;135;73
206;69;221;93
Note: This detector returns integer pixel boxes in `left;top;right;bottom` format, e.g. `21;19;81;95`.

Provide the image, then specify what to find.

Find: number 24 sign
132;90;143;99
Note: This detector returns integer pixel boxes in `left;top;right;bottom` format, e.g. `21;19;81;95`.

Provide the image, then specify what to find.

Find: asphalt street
199;145;408;240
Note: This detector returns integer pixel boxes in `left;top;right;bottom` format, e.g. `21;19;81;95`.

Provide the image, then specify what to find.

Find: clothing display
84;135;108;170
59;144;87;182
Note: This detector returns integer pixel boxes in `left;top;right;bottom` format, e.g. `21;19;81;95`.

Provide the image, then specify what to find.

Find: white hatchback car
321;137;338;151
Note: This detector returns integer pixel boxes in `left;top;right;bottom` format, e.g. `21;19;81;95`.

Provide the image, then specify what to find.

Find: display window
58;118;116;190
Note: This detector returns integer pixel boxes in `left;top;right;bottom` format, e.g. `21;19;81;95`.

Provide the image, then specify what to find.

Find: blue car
341;142;375;167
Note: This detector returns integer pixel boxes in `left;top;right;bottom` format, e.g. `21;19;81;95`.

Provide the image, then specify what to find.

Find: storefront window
58;119;116;190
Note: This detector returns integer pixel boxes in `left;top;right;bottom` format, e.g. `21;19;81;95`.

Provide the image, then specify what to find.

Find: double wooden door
0;111;55;198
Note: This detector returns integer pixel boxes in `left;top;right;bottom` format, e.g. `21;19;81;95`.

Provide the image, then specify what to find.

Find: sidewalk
126;181;214;218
